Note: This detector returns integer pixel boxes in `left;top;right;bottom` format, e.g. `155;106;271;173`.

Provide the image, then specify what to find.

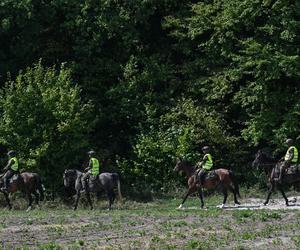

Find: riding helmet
87;150;96;156
285;138;294;146
202;146;210;152
7;150;16;157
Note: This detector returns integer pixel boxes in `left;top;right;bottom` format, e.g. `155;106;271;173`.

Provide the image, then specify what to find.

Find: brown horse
174;159;240;208
0;172;44;211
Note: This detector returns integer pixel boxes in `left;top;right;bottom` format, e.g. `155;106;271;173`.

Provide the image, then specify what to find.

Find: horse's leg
278;186;289;206
74;191;81;210
107;190;114;210
3;192;12;210
33;190;39;205
110;191;116;205
86;191;93;210
178;186;196;209
220;188;228;208
26;192;33;212
229;186;240;205
198;188;204;208
264;184;274;206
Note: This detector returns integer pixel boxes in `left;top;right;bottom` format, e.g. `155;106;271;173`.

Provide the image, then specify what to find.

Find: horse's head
252;149;274;168
63;169;77;187
173;158;188;173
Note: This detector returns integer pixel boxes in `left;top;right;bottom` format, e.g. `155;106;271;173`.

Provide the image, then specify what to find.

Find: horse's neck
183;164;196;178
263;156;277;177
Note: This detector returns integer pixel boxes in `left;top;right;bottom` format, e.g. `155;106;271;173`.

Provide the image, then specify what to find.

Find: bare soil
0;196;300;249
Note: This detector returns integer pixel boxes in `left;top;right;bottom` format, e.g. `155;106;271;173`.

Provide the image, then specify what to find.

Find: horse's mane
259;149;277;163
64;169;83;178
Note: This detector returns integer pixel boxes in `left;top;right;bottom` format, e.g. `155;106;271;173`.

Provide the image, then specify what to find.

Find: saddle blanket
286;165;300;175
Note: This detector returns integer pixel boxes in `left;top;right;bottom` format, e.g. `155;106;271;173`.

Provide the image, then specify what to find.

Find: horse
173;159;240;209
63;169;122;210
252;149;300;206
0;172;44;211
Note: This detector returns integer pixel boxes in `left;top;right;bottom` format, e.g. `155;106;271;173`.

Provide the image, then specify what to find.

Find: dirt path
0;197;300;249
180;196;300;210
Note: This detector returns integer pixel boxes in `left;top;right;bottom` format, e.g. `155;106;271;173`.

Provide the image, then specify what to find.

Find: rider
195;146;213;186
278;138;298;183
1;150;19;191
81;150;100;191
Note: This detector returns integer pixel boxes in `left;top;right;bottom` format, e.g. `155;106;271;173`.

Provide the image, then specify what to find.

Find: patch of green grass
36;242;63;250
292;235;300;247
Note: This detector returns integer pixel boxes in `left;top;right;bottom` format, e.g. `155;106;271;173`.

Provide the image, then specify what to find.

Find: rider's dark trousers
81;172;91;189
279;161;291;181
199;169;208;185
3;169;17;189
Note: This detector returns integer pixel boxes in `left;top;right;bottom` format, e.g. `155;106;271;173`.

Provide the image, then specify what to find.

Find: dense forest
0;0;299;196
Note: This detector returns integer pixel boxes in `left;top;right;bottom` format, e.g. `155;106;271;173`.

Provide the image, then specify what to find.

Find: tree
0;62;94;192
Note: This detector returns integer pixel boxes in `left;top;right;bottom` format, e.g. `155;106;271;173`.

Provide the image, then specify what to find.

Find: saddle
285;164;300;175
87;174;99;191
10;174;22;183
197;170;218;182
205;170;218;181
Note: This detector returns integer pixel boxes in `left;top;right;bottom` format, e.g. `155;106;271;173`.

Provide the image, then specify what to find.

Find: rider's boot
278;168;283;184
194;169;200;184
81;179;89;193
1;178;9;191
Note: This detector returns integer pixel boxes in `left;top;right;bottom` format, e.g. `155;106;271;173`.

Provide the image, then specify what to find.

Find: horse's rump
214;168;231;182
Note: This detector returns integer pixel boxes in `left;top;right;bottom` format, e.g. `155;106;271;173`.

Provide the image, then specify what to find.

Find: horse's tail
229;170;241;198
35;174;45;201
112;173;123;200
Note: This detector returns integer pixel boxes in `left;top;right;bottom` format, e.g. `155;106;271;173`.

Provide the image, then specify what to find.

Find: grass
0;191;300;249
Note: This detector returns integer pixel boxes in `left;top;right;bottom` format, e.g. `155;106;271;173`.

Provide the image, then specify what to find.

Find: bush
0;62;94;192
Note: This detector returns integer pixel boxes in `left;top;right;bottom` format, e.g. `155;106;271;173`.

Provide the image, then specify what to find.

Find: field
1;191;300;250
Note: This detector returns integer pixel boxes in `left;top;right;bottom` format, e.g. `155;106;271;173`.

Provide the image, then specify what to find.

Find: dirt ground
0;196;300;249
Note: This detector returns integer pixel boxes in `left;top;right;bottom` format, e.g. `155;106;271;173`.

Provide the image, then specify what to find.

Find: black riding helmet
202;146;210;153
285;138;294;146
7;150;16;157
87;150;96;156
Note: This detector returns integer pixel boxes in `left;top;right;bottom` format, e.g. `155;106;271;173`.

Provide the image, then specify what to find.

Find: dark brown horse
0;172;44;211
252;149;300;206
174;159;240;208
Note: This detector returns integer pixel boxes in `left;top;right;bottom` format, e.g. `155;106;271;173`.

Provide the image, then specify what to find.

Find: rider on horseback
278;138;298;183
81;150;100;191
1;150;19;191
195;146;213;186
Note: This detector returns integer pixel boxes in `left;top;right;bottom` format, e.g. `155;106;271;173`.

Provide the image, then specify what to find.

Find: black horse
63;169;122;210
252;149;300;206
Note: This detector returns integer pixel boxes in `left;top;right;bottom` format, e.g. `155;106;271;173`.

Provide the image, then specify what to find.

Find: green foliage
120;98;237;190
0;0;299;193
0;62;94;189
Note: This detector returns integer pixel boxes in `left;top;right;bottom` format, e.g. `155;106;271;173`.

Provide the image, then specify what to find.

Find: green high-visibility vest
285;146;298;163
11;157;19;171
203;154;213;170
90;158;100;176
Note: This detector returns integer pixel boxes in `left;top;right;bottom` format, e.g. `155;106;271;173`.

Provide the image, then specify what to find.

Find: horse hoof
286;203;289;207
234;203;240;207
263;203;267;206
217;204;225;209
177;204;183;209
26;206;32;212
73;207;77;211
